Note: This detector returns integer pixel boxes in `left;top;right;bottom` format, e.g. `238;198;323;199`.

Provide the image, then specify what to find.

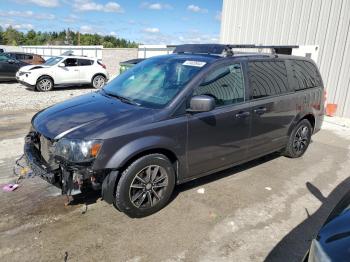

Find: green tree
0;27;138;47
3;27;24;46
0;26;3;44
25;29;37;45
103;41;114;48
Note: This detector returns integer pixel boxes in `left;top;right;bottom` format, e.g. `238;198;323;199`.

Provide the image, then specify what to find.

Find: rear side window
16;54;25;60
292;60;322;90
78;59;93;66
64;58;78;67
194;63;244;106
25;55;33;60
248;61;290;99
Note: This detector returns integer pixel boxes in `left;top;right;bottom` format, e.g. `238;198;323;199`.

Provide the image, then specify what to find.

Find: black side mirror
187;95;215;113
7;59;16;64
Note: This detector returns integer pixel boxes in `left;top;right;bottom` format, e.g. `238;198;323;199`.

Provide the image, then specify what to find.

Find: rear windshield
103;56;207;108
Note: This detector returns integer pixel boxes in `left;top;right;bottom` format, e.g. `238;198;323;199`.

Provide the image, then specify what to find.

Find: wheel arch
119;148;179;177
288;112;316;136
301;114;315;130
36;74;54;86
100;136;182;181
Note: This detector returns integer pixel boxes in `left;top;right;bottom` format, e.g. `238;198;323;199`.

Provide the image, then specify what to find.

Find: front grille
30;128;59;170
40;135;52;163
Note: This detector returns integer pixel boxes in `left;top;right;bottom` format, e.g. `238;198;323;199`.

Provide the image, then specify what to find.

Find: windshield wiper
104;91;141;106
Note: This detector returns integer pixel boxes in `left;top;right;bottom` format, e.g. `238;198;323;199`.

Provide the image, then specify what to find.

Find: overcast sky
0;0;222;44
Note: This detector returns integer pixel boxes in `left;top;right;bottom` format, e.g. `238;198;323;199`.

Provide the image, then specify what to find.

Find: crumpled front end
24;129;107;196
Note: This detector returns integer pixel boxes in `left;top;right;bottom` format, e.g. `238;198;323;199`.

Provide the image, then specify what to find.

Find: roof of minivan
169;52;314;63
172;44;314;62
148;53;221;62
232;53;312;60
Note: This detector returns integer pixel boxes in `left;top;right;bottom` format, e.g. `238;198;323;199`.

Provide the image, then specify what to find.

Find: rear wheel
92;75;106;89
36;76;53;92
115;154;175;218
283;119;312;158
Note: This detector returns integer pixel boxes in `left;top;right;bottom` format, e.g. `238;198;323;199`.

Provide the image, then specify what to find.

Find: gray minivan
24;44;325;217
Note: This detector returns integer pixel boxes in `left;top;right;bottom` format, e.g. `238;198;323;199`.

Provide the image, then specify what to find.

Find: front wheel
283;119;313;158
36;76;53;92
115;154;175;218
92;75;106;89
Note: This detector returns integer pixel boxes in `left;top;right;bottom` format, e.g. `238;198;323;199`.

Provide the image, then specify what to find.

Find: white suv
16;55;109;91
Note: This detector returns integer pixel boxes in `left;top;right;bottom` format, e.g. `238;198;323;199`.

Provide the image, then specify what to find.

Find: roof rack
174;44;299;56
174;44;228;55
60;50;88;57
61;50;74;56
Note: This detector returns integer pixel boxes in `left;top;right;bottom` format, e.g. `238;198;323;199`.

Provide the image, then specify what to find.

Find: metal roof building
220;0;350;117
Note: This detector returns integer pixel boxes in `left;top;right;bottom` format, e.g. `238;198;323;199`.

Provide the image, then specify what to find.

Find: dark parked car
305;190;350;261
119;58;145;74
6;52;45;65
24;44;325;217
0;54;27;81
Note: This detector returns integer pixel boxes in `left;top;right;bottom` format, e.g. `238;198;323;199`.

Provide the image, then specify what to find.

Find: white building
220;0;350;117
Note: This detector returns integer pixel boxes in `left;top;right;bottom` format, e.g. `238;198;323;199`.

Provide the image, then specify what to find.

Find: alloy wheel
129;165;169;209
38;79;52;91
293;126;309;154
93;76;105;88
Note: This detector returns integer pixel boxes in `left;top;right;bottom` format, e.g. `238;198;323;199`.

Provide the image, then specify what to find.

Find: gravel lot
0;82;96;112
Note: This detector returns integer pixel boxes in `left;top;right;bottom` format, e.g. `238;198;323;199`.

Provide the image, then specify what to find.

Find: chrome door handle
235;111;250;118
254;107;267;115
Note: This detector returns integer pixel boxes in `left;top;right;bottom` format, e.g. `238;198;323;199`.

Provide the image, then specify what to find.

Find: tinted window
0;55;8;61
25;55;33;60
7;53;15;59
16;54;25;60
64;58;78;67
193;63;244;106
248;61;290;99
78;59;93;66
292;60;322;90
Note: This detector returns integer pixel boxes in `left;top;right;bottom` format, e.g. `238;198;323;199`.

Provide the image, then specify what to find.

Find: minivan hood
32;91;155;140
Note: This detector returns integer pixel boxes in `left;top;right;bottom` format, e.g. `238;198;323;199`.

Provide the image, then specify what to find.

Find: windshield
44;56;63;66
0;54;10;61
103;56;207;108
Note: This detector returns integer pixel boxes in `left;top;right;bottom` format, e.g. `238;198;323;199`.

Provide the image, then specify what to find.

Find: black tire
36;76;53;92
283;119;313;158
91;74;106;89
115;154;175;218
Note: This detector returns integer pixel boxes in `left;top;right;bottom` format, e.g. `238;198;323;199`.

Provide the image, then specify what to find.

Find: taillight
98;60;106;69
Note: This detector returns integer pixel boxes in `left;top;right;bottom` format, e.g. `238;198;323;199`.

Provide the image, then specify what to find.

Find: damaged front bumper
24;137;57;185
23;132;108;196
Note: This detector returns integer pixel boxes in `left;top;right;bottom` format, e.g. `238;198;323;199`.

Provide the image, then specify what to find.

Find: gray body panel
30;54;325;185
